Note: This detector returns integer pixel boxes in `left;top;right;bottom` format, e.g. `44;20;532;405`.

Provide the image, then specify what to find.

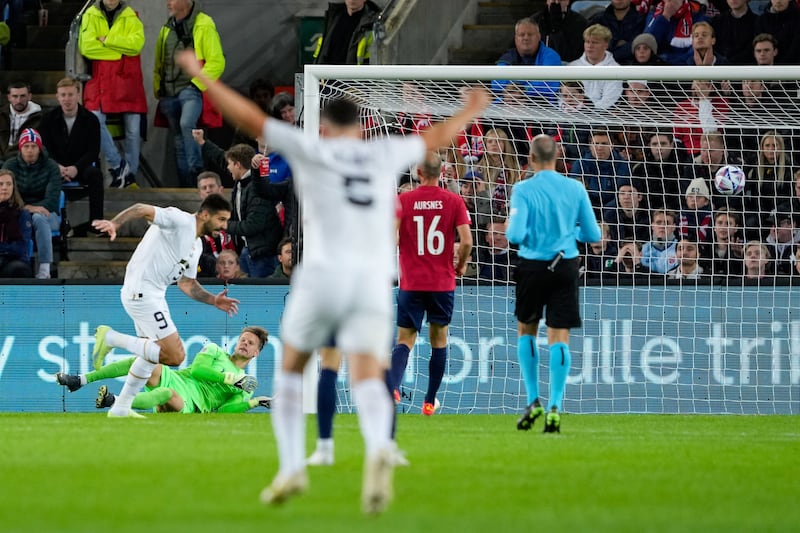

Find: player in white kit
175;51;490;514
90;193;240;418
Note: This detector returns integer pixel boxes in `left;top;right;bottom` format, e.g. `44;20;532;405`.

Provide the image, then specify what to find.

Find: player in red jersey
389;150;473;415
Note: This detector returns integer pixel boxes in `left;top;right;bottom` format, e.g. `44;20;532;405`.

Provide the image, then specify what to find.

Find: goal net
299;65;800;415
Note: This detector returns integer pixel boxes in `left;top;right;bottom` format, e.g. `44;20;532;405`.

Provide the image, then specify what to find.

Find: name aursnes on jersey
413;200;443;210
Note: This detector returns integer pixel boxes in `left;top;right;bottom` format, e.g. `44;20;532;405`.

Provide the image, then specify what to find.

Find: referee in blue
507;134;601;433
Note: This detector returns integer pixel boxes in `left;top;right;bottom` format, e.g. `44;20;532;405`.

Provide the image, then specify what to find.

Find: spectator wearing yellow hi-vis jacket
154;0;225;187
79;0;147;189
313;0;381;65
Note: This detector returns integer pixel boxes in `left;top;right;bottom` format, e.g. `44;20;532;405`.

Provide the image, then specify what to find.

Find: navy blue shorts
396;290;455;332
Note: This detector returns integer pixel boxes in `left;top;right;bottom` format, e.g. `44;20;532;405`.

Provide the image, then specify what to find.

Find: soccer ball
714;165;746;195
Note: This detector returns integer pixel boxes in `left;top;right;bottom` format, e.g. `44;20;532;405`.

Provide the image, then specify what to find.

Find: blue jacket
492;44;561;100
641;237;679;273
507;169;601;261
570;151;631;209
266;151;292;184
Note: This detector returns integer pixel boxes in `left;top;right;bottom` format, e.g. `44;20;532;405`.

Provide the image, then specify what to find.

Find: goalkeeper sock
131;387;172;410
389;343;411;392
273;371;305;475
426;347;447;404
353;378;393;456
109;357;156;415
548;342;572;412
517;335;540;405
85;357;135;384
316;369;338;440
106;330;161;364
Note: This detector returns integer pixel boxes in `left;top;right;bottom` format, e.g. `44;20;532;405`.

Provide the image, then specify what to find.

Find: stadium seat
571;0;607;18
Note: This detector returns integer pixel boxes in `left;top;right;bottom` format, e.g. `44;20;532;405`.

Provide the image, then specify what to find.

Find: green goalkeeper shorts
151;366;203;414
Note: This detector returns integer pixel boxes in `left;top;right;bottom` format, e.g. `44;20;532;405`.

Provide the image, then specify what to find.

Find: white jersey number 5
413;215;444;256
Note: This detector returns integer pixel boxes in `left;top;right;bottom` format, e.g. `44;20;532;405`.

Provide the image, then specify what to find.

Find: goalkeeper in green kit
56;326;272;414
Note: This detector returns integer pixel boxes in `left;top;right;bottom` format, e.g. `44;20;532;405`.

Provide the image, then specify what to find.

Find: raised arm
91;203;155;241
175;50;266;140
420;88;491;152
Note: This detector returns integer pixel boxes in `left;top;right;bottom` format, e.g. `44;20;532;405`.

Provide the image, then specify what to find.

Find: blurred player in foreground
56;326;270;413
507;134;601;433
90;194;240;418
175;50;490;514
390;150;472;415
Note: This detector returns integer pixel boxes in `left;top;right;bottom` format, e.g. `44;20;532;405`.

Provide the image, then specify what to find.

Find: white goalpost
299;64;800;415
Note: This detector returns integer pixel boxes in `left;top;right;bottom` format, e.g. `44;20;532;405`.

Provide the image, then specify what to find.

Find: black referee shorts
514;257;581;329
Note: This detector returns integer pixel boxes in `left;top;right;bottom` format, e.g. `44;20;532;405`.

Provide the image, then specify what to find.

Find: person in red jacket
79;0;147;189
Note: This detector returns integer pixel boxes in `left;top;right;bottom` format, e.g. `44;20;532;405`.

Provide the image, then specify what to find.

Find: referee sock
109;357;156;415
85;357;135;384
131;387;172;410
273;371;305;475
352;378;393;457
517;335;540;405
316;369;338;440
106;330;162;364
426;347;447;405
389;344;411;393
548;342;572;412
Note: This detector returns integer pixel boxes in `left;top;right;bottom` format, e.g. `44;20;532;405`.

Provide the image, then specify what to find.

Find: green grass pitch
0;413;797;533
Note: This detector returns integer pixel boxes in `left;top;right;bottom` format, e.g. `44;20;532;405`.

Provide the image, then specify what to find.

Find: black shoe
516;398;544;431
96;385;116;409
543;409;561;433
109;160;130;188
56;372;82;392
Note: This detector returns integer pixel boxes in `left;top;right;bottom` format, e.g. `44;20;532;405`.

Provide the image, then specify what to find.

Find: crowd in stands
1;0;799;283
429;0;800;285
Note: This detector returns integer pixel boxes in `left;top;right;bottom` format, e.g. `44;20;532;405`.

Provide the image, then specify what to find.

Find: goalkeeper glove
223;372;258;393
249;396;272;409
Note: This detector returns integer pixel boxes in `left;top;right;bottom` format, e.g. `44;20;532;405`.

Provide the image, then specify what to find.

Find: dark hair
199;193;232;215
7;80;31;93
277;236;292;255
270;91;294;120
240;326;269;350
752;32;778;49
321;98;360;127
225;144;256;169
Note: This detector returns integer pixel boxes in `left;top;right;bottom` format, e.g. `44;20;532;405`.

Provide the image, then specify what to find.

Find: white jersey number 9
413;215;444;256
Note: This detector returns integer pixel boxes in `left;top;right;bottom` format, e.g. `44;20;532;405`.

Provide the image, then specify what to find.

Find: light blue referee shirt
506;169;602;261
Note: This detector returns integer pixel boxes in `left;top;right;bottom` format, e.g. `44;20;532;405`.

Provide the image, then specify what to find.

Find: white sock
37;263;50;278
106;330;161;364
79;375;87;386
352;378;393;457
272;371;305;476
316;438;334;455
109;357;156;414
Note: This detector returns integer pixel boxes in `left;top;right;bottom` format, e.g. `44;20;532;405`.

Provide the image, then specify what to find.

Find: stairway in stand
60;188;201;280
449;0;539;65
0;1;85;106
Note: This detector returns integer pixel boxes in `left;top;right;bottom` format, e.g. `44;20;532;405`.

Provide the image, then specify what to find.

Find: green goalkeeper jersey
179;343;253;413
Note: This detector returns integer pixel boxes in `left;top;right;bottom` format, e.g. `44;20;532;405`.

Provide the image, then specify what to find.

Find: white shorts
120;291;177;339
280;264;393;361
